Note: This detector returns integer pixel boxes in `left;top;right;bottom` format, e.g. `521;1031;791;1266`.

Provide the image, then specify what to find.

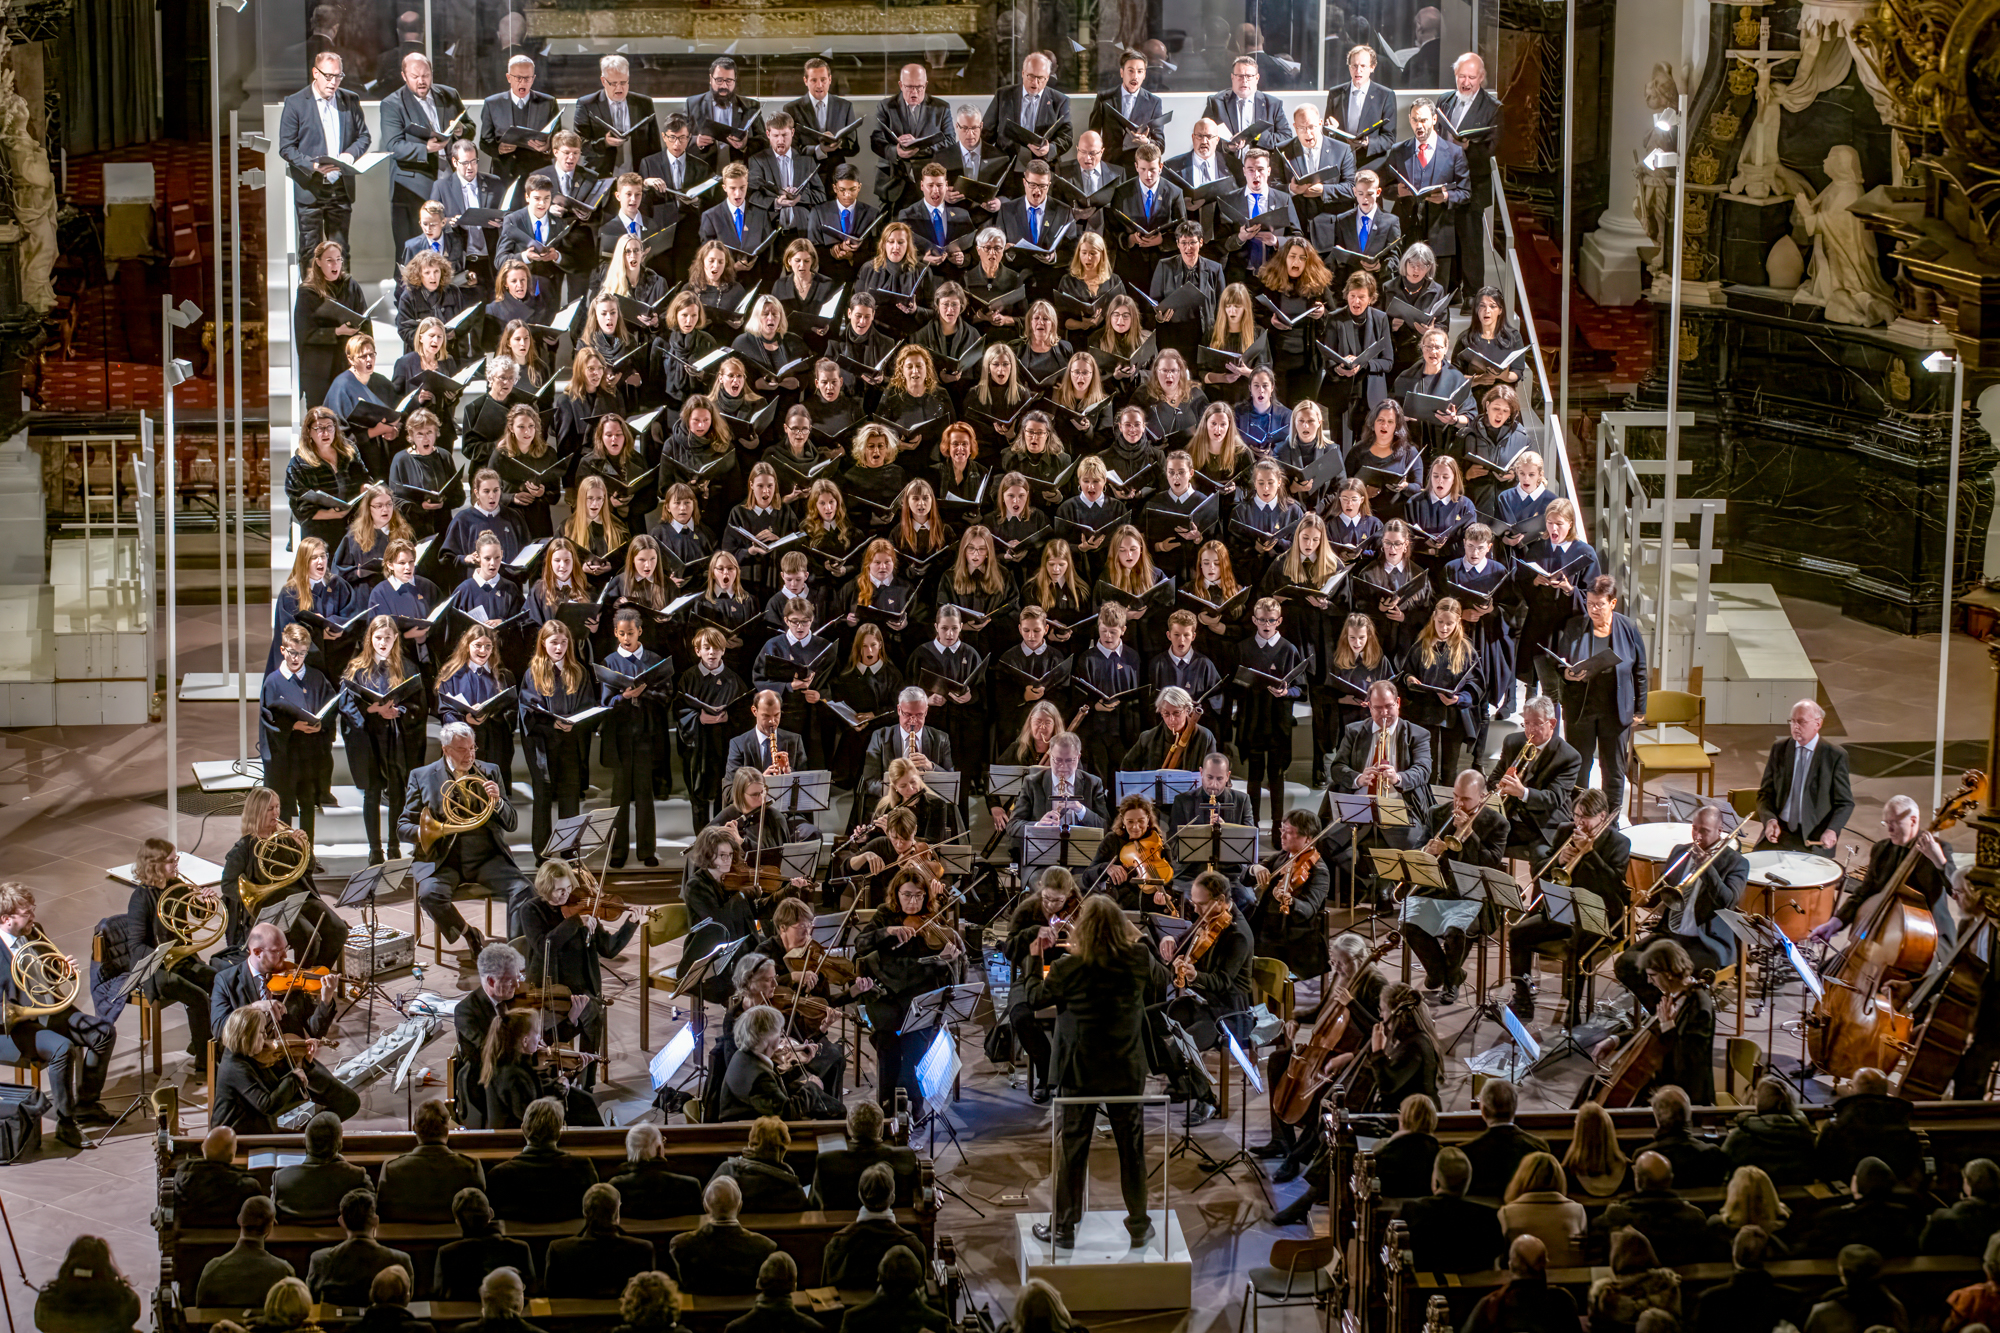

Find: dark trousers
608;741;658;862
391;188;430;257
1614;933;1723;1011
530;742;586;864
303;1057;362;1120
1453;199;1487;294
1055;1100;1149;1229
1564;706;1630;814
0;1008;114;1118
297;198;352;255
1953;973;2000;1098
155;960;217;1058
1509;912;1596;978
1280;362;1323;409
1008;998;1052;1087
275;780;318;842
870;1022;927;1111
362;764;410;860
415;851;530;944
1245;740;1291;833
1764;824;1818;852
1404;924;1471;990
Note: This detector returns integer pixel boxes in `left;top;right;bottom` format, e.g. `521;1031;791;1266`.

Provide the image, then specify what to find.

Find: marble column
1580;0;1688;305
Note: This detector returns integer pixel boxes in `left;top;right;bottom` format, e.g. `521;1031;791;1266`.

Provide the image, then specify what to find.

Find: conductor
1025;893;1167;1251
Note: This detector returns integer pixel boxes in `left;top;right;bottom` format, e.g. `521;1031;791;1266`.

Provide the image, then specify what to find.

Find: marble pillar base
1582;217;1654;307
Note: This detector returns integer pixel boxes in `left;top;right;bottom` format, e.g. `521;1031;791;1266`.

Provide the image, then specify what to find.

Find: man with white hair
1121;686;1216;772
207;921;360;1119
574;54;658;178
983;53;1076;168
1811;792;1954;952
380;51;469;252
1436;51;1502;303
454;942;524;1128
1006;731;1109;859
859;687;955;801
398;721;530;954
477;52;557;184
686;55;761;167
1754;698;1853;851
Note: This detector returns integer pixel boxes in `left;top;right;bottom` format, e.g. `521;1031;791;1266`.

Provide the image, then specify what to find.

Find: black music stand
1754;915;1825;1097
336;857;413;1040
672;933;748;1106
1168;821;1261;873
1328;790;1410;931
1522;880;1608;1077
1116;769;1202;810
109;941;175;1091
1443;863;1526;1053
1022;824;1103;880
544;808;616;864
1192;1025;1267;1190
901;983;985;1201
766;769;832;828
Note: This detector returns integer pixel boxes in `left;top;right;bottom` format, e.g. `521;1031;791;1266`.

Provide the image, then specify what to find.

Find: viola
265;965;338;997
252;1034;330;1065
786;940;859;986
1119;831;1175;896
1173;897;1232;989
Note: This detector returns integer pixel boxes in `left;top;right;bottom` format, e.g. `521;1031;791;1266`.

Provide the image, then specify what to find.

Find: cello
1578;970;1714;1107
1892;919;1989;1099
1808;770;1983;1080
1269;933;1400;1124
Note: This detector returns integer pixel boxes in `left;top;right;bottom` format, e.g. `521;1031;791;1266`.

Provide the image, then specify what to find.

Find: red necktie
1419;141;1431;168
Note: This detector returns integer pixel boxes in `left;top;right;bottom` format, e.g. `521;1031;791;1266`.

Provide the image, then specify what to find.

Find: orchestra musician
208;921;361;1120
1485;695;1581;858
1248;810;1333;982
398;722;530;954
1120;686;1215;773
1350;982;1441;1110
716;959;844;1118
1167;752;1254;832
856;869;963;1111
1504;788;1629;1021
682;825;774;1008
841;807;949;909
867;757;965;844
724;691;809;777
1158;870;1254;1058
858;689;956;806
1325;682;1434;899
0;883;114;1147
519;860;638;1087
222;787;349;969
1591;939;1716;1104
1400;770;1507;1004
1255;932;1386;1186
1005;731;1110;861
1003;868;1081;1103
715;766;822;878
1613;804;1746;1011
125;837;219;1061
1089;796;1182;914
454;943;524;1127
213;1006;310;1134
481;1008;599;1129
1807;793;1956;955
1753;699;1854;853
753;896;873;1097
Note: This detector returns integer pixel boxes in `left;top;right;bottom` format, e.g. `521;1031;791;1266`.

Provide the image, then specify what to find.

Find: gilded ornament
1710;108;1742;141
1689;143;1722;186
1685;196;1711;237
1733;5;1761;47
1888;358;1912;400
1679;317;1701;360
1729;60;1758;96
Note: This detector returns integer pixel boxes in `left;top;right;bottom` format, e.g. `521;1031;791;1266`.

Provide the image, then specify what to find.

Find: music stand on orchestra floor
981;765;1035;859
1022;825;1103;881
1521;880;1608;1078
1442;863;1526;1053
1117;769;1202;809
921;770;963;806
1755;915;1825;1097
671;932;749;1107
109;941;175;1093
1191;1026;1266;1189
1168;820;1261;874
545;809;616;873
1328;790;1410;928
765;769;832;822
336;857;414;1041
902;983;985;1206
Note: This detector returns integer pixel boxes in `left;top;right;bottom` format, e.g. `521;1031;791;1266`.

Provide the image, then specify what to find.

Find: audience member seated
197;1196;298;1310
1925;1159;2000;1257
1396;1146;1501;1274
1638;1087;1727;1189
1465;1080;1551;1198
725;1253;824;1333
452;1268;550;1333
545;1183;662;1297
1599;1152;1709;1269
610;1270;684;1333
351;1268;435;1333
1704;1166;1792;1259
435;1187;537;1300
1816;1068;1924;1185
670;1178;779;1295
34;1236;142;1333
274;1112;372;1225
1564;1102;1633;1200
306;1188;417;1307
1497;1152;1588;1267
1802;1245;1908;1333
611;1124;705;1219
837;1245;949;1333
1587;1228;1681;1333
177;1127;267;1227
1805;1156;1922;1258
710;1116;812;1213
1693;1225;1806;1333
824;1165;923;1288
1003;1278;1081;1333
1945;1235;2000;1333
1373;1094;1442;1198
379;1100;487;1223
485;1097;601;1222
1723;1078;1818;1187
240;1276;316;1333
813;1102;920;1210
1461;1237;1579;1333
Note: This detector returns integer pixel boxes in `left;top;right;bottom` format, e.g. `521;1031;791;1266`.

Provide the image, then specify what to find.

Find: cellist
1590;939;1716;1104
1255;932;1386;1182
1807;793;1956;957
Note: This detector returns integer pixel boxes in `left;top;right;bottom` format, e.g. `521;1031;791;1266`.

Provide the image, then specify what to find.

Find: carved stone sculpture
1637;63;1681;271
1793;144;1899;325
0;37;55;313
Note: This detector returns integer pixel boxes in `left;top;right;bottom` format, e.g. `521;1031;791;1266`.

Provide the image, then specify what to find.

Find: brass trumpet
159;876;225;967
5;926;78;1026
418;774;498;854
240;827;312;915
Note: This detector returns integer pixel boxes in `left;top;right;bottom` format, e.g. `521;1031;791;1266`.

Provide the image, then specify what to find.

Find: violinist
1613;803;1746;1012
1808;793;1955;954
1158;870;1254;1054
841;806;942;908
1400;770;1507;1005
455;942;524;1127
716;767;822;875
1003;868;1081;1104
481;1008;601;1129
856;869;963;1111
519;860;638;1088
207;922;360;1120
681;825;775;1012
1590;939;1716;1104
1255;933;1386;1185
1504;788;1628;1022
1166;751;1253;834
1351;982;1441;1110
213;1006;311;1134
716;958;843;1117
1248;810;1333;981
1120;686;1216;774
755;896;875;1036
1089;795;1180;914
869;757;966;844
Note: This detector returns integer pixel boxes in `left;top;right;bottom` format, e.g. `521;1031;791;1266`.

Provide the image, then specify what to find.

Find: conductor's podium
1014;1209;1192;1310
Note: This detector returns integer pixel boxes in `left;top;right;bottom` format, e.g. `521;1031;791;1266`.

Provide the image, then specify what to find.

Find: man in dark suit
493;173;567;302
811;1100;921;1209
869;64;954;214
982;53;1075;168
725;690;808;776
1326;681;1434;866
685;56;762;169
1486;696;1582;855
1006;732;1110;860
1383;99;1471;292
305;1188;416;1306
195;1196;296;1309
1202;57;1290;158
996;162;1076;285
1397;1147;1503;1273
430;141;504;275
859;690;955;801
1811;792;1956;957
278;54;371;252
641;116;715;283
1754;699;1853;851
611;1123;707;1218
1312;169;1401;280
1090;49;1168;168
699;164;777;279
378;1099;486;1223
209;922;360;1120
478;54;557;185
1460;1078;1549;1197
433;1188;536;1301
485;1096;600;1222
1613;803;1748;1003
1025;893;1169;1248
1055;131;1126;237
400;201;467;277
400;722;529;950
1504;788;1628;1019
1597;1152;1712;1267
379;51;468;253
1216;148;1296;283
1636;1085;1729;1189
668;1177;779;1295
573;54;658;179
1437;52;1503;302
1164;118;1242;193
175;1127;266;1227
544;1183;659;1297
822;1165;922;1287
273;1111;372;1224
747;114;828;235
897;165;975;263
785;57;858;175
1325;44;1399;168
1166;751;1254;831
1108;145;1185;287
1274;107;1356;231
1693;1225;1808;1333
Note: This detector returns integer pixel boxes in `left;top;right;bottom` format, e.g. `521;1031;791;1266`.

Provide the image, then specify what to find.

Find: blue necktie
1250;192;1264;267
841;206;852;233
1358;213;1370;250
430;240;440;253
629;220;639;237
1144;188;1154;219
1030;206;1040;244
534;218;543;243
932;208;945;246
734;207;744;240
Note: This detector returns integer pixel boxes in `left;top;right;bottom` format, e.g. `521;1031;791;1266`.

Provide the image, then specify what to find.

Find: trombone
418;774;498;854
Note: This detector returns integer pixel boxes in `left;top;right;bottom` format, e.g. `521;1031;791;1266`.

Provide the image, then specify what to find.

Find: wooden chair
1726;788;1760;819
1716;1037;1764;1107
1250;957;1294;1025
637;903;688;1050
93;932;164;1074
1238;1235;1339;1333
1629;691;1714;820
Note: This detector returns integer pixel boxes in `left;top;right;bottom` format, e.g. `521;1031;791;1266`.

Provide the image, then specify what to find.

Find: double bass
1269;933;1399;1124
1807;770;1984;1080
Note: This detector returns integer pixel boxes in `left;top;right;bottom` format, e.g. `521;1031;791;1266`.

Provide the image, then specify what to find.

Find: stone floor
0;596;1992;1330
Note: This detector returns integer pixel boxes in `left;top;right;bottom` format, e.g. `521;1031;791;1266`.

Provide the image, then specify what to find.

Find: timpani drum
1743;850;1846;941
1623;821;1692;900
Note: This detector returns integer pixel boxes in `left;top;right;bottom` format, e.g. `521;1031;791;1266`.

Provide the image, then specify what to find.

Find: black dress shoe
368;851;386;867
1273;1159;1302;1184
464;928;487;955
1438;985;1461;1005
642;857;660;868
1271;1196;1314;1226
1250;1140;1289;1159
1508;978;1536;1021
71;1102;116;1126
1126;1219;1156;1247
53;1117;83;1150
1031;1221;1076;1248
608;857;628;870
1031;1085;1051;1105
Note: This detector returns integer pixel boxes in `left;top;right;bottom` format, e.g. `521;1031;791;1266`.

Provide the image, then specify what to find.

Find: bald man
209;923;361;1120
1436;52;1503;302
1754;699;1852;851
982;54;1076;168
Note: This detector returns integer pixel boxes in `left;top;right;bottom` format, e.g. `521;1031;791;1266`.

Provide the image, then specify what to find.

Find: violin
773;985;836;1032
507;983;574;1012
535;1045;605;1073
786;940;858;986
1173;897;1232;989
570;865;631;921
1279;845;1320;913
901;911;951;950
251;1034;330;1065
1119;832;1176;897
721;860;792;895
264;965;338;997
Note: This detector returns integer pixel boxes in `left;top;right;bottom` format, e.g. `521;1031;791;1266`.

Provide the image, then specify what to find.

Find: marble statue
1637;63;1680;271
1730;57;1812;200
0;37;54;314
1793;145;1898;326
